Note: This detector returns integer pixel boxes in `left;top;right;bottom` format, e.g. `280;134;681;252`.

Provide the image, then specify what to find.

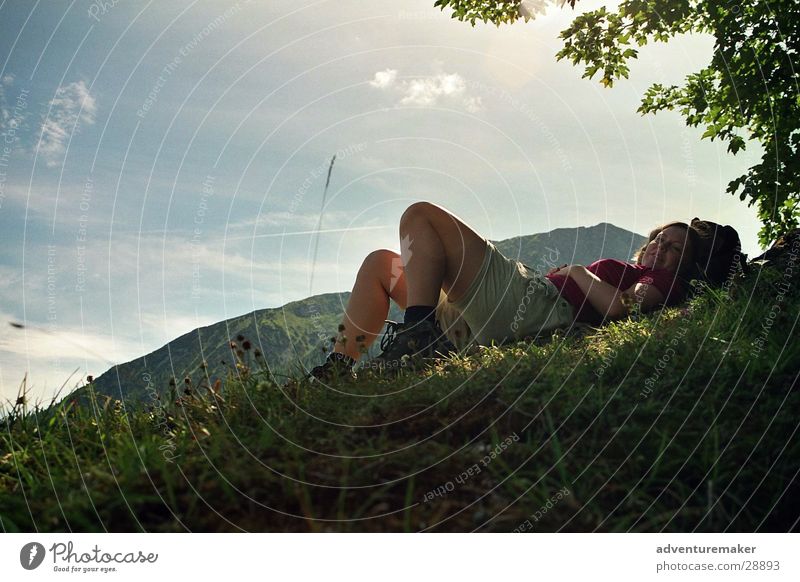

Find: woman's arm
553;265;665;320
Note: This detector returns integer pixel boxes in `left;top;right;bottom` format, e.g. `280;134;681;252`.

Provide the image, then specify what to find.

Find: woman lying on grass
309;202;700;382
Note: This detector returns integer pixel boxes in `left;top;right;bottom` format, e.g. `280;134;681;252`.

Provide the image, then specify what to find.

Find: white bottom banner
1;533;797;581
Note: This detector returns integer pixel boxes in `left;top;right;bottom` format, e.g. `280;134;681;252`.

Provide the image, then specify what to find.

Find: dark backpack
689;218;749;287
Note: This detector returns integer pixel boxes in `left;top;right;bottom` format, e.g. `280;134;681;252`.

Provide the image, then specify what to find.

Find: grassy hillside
2;261;796;532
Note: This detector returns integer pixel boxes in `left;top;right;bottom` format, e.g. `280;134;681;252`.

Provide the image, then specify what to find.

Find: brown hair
633;221;699;279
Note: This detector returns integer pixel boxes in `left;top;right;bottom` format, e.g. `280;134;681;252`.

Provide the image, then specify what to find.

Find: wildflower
229;341;237;349
338;324;346;332
236;334;245;342
87;375;94;383
242;340;252;351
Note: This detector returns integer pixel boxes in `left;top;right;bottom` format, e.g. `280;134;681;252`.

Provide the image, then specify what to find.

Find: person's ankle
403;305;436;325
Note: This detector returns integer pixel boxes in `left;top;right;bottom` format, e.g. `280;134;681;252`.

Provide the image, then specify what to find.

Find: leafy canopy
433;0;800;246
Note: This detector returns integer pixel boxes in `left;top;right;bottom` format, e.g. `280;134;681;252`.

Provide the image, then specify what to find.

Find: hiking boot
307;352;357;383
364;319;457;375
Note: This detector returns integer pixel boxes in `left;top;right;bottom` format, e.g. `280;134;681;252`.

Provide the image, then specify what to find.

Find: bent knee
360;249;399;275
400;201;439;225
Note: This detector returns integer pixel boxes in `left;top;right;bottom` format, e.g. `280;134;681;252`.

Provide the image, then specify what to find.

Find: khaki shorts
447;241;576;346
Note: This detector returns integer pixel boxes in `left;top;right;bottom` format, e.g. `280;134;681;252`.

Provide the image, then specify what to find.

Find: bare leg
333;203;486;360
333;249;408;361
400;201;488;306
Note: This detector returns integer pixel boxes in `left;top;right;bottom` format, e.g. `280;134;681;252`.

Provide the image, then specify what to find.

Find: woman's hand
548;264;580;277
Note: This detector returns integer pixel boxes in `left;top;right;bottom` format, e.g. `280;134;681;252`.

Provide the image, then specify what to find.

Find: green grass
1;266;798;532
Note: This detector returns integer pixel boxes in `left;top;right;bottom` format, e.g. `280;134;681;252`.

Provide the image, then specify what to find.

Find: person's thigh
415;202;488;303
508;274;575;341
449;244;574;345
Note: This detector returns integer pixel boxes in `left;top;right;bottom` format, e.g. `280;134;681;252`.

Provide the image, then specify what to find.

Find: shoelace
380;320;401;352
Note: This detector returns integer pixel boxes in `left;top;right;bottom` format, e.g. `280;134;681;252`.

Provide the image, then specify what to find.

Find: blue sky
0;0;764;403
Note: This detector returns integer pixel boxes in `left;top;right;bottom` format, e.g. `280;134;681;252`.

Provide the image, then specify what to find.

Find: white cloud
0;305;149;404
37;80;97;167
369;69;483;112
0;73;26;133
462;95;484;113
0;322;138;364
369;68;398;89
0;74;10;125
400;73;463;106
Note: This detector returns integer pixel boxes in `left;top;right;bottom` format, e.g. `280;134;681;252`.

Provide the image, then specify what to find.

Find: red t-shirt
545;259;685;324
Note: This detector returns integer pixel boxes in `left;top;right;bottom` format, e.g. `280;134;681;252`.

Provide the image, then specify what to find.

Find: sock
403;305;436;325
327;352;356;368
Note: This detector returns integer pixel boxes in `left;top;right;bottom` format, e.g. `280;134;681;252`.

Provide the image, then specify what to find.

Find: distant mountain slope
492;222;645;269
82;223;645;404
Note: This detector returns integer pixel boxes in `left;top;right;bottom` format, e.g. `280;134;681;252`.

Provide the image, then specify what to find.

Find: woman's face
641;225;691;272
